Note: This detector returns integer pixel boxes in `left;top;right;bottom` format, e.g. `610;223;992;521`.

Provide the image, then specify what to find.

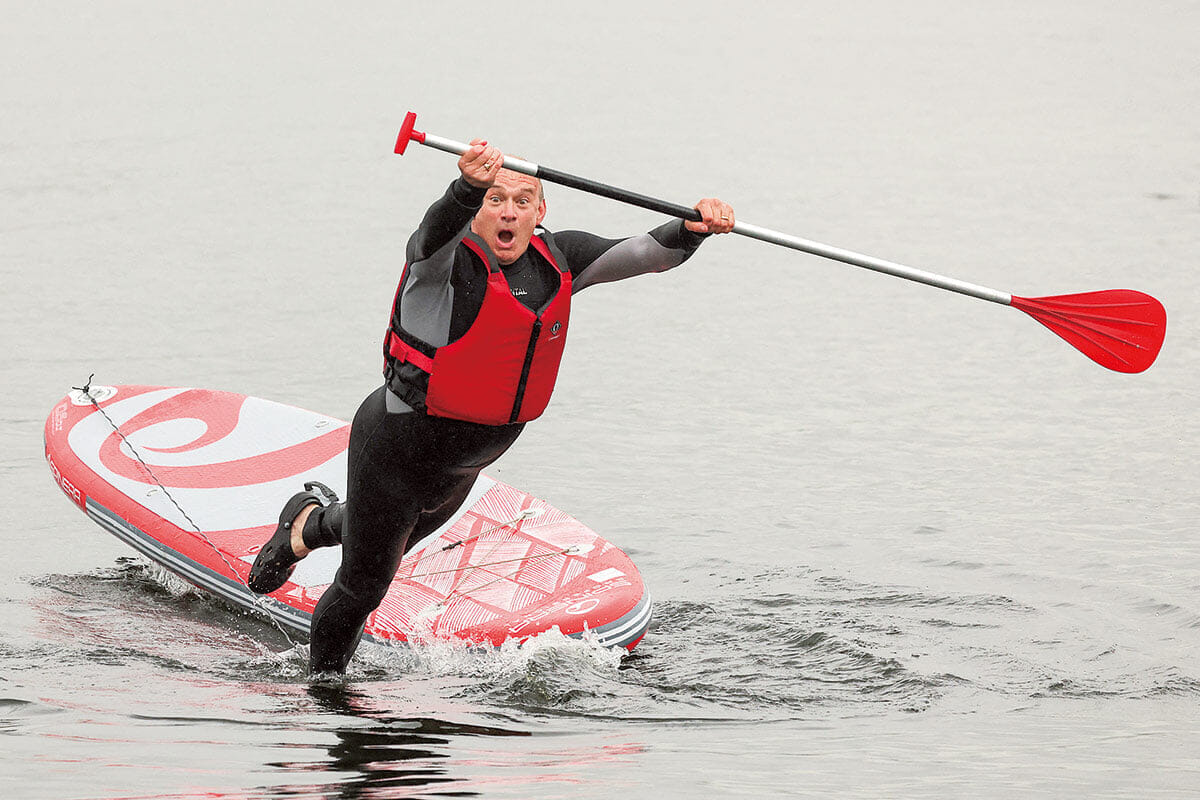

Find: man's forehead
491;171;542;194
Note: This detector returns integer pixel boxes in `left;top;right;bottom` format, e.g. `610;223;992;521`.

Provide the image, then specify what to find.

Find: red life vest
384;233;571;425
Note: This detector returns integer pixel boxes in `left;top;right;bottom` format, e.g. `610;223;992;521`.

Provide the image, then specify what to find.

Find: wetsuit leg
308;386;522;674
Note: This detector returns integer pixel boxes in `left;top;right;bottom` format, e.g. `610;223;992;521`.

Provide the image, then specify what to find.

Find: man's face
470;170;546;265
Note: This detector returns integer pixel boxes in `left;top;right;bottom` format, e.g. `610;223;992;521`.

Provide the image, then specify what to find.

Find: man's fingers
714;202;734;232
688;198;735;234
478;146;503;169
459;141;507;188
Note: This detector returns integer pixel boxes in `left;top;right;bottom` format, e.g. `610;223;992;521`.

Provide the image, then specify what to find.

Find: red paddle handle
394;111;425;155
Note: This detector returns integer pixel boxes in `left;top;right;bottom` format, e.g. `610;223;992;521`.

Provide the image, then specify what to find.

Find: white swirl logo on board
564;598;600;615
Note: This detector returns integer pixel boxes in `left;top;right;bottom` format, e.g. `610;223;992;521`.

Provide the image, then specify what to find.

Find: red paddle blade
1009;290;1166;373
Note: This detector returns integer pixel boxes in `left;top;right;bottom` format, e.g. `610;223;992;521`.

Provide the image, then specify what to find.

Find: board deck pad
44;385;651;651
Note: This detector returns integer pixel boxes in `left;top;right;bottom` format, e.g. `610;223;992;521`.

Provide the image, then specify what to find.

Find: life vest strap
386;331;435;374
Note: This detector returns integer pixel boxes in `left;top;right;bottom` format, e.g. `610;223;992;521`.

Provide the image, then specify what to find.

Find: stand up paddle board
43;385;651;651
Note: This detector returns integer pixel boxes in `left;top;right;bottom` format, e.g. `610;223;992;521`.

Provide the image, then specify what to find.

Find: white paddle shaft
420;133;540;177
731;221;1012;305
415;131;1013;305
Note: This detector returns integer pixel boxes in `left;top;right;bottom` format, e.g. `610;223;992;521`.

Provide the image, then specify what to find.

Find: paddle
393;112;1166;374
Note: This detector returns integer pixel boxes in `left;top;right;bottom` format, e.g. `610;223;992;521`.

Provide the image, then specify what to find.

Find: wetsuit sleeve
554;220;710;293
406;178;487;264
399;178;487;348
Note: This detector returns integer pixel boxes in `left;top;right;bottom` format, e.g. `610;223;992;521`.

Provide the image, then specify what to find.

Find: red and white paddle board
43;385;651;651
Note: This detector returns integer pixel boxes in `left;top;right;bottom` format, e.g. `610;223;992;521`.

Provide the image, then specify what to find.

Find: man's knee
333;563;396;610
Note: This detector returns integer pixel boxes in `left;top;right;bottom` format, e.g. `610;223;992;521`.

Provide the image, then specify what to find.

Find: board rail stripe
583;594;654;648
87;498;313;635
85;496;651;649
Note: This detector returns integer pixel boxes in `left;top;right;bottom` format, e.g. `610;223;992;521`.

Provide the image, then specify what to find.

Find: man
248;138;736;673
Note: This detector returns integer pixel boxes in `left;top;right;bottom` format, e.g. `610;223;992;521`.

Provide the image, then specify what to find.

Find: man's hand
459;139;504;188
685;198;736;234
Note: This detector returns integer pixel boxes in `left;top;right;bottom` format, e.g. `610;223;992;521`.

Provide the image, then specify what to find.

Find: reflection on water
295;683;530;798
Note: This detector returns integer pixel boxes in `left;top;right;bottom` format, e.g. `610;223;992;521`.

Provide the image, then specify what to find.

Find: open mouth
497;230;515;246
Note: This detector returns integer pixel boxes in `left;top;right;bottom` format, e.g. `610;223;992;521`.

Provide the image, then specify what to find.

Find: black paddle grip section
536;165;703;222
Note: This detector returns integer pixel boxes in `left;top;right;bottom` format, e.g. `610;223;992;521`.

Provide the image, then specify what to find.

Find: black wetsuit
304;178;709;673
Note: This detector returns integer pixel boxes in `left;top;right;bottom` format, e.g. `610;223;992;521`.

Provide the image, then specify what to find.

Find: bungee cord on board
397;505;582;613
407;548;576;581
438;507;538;553
439;548;579;611
72;375;302;648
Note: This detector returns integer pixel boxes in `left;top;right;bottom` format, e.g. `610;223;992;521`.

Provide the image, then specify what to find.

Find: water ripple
20;555;1200;727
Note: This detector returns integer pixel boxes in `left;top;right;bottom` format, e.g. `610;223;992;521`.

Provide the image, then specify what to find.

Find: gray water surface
3;2;1199;797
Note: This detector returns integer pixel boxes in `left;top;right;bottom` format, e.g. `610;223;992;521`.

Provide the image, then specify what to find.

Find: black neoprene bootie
247;481;340;594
